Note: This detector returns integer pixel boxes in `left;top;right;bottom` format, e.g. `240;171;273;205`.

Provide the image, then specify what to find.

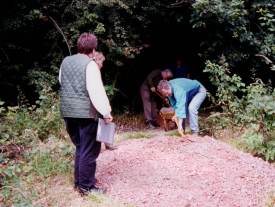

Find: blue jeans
188;86;206;133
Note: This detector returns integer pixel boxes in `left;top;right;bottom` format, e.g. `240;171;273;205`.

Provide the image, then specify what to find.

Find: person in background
171;57;191;79
157;78;206;136
59;33;112;195
93;51;105;69
93;51;117;151
140;69;173;128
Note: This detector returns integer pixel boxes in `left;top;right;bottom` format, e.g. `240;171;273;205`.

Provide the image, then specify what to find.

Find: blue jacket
168;78;201;118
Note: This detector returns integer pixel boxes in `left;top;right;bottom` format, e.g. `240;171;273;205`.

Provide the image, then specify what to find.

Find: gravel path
97;135;275;207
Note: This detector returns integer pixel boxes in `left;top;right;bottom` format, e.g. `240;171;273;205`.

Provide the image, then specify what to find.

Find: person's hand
173;117;185;137
150;87;156;92
163;98;169;106
172;115;177;123
104;115;113;124
178;128;185;137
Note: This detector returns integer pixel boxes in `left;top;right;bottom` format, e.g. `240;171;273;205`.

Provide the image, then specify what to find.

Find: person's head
176;59;182;67
161;69;173;80
93;51;105;69
157;80;172;97
77;33;98;55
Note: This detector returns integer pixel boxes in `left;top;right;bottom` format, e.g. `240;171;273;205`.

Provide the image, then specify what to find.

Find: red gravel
97;135;275;207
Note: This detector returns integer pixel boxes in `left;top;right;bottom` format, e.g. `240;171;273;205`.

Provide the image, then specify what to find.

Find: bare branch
48;16;72;56
255;54;273;65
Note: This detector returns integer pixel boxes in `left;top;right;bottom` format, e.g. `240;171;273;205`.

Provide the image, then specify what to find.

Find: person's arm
168;96;176;108
174;89;187;130
86;61;112;119
146;70;160;90
58;63;63;84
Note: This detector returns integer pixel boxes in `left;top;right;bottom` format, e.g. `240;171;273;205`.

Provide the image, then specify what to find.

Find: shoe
105;144;118;151
78;186;106;196
74;184;79;191
145;120;156;129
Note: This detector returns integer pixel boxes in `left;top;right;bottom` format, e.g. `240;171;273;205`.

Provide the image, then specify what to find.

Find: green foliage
203;60;275;161
105;84;119;100
30;153;71;179
0;138;73;206
0;85;67;205
191;0;275;66
243;81;275;134
204;59;246;115
239;131;275;161
0;2;274;204
0;88;63;146
265;190;275;207
122;131;155;140
1;0;274;106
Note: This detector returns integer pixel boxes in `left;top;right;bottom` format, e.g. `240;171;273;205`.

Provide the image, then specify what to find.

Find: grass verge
265;190;275;207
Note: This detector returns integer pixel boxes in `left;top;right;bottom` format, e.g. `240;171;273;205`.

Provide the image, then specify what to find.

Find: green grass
0;138;74;206
164;128;192;137
0;135;134;207
87;192;134;207
164;130;180;137
31;152;71;178
265;190;275;207
120;131;155;140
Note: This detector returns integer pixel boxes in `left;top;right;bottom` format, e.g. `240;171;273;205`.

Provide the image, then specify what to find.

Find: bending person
157;78;206;135
140;69;173;128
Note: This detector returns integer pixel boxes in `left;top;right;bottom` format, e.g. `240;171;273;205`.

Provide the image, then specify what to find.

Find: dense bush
0;82;68;204
1;0;274;106
0;88;62;146
203;59;275;161
0;137;73;206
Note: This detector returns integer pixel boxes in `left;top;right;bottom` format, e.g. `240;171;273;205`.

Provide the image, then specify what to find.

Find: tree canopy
0;0;274;109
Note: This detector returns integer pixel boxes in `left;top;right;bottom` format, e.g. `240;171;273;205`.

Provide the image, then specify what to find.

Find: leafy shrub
0;86;67;205
239;131;275;161
203;60;275;161
243;81;275;136
0;137;73;206
204;59;246;119
0;87;63;146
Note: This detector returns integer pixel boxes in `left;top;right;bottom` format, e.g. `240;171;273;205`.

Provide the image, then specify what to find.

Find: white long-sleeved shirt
59;60;112;118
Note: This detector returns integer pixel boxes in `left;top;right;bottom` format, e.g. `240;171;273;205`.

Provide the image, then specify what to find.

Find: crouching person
157;78;206;136
140;69;173;128
59;33;112;195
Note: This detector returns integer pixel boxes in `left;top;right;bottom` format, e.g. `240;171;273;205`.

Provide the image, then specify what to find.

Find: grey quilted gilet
60;53;98;119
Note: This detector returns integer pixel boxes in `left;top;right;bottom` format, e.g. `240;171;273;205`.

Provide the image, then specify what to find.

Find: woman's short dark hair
77;33;98;54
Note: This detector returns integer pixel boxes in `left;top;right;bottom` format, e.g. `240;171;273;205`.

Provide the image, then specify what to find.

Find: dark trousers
140;83;158;121
64;118;101;190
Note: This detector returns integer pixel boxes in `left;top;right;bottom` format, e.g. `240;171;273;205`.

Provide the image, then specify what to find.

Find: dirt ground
97;134;275;207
